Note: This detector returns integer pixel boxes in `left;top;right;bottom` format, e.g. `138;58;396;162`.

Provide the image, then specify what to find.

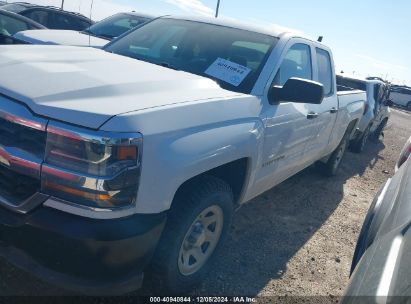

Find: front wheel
148;176;234;294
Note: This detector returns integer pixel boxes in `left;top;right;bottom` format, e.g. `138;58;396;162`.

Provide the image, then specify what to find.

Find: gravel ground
0;109;410;297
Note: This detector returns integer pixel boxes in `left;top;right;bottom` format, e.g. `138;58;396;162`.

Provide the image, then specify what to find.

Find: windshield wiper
102;50;179;71
158;62;179;71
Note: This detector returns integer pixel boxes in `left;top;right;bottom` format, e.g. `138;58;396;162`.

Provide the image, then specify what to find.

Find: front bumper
0;205;166;295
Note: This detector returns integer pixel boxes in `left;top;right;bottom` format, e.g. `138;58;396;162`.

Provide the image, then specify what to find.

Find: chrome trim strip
42;163;139;191
47;121;142;145
0;96;47;131
0;144;42;179
0;192;49;214
44;197;136;220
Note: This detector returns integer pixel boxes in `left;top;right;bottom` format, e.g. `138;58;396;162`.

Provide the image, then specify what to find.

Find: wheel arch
170;157;251;210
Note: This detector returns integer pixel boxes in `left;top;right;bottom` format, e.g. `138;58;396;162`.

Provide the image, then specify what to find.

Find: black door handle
330;107;338;114
307;112;319;119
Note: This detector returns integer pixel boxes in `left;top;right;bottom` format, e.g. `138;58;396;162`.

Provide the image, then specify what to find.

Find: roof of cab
161;15;312;40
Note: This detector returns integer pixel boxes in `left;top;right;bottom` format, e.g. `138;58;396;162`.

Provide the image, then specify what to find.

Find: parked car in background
390;86;411;110
337;74;391;153
343;149;411;302
0;9;45;45
1;2;92;30
0;16;365;294
14;12;154;48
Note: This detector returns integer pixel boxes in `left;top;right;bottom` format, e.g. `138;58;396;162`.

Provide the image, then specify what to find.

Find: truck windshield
105;18;278;94
83;13;151;40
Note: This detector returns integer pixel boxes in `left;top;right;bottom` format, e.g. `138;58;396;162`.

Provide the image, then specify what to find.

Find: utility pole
61;0;64;9
215;0;221;18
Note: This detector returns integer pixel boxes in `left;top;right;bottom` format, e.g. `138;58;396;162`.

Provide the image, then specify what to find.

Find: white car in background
390;86;411;111
13;12;154;48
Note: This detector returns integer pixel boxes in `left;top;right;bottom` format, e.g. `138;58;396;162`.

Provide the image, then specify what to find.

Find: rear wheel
319;133;349;176
148;176;234;294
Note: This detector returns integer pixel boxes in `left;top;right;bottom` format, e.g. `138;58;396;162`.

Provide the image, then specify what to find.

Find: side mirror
268;77;324;105
385;100;394;107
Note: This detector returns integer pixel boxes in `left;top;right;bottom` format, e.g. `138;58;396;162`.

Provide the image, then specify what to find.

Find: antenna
317;36;323;42
215;0;221;18
61;0;64;9
89;0;94;47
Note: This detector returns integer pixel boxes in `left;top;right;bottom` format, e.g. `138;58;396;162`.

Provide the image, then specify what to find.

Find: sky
6;0;411;86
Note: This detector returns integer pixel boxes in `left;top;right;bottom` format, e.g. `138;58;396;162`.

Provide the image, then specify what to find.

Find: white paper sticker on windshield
205;58;251;87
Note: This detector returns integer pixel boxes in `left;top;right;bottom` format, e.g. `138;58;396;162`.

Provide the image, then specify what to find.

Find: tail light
396;137;411;171
41;121;142;209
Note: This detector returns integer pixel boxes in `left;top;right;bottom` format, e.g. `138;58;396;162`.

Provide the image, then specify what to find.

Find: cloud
165;0;213;16
355;54;409;72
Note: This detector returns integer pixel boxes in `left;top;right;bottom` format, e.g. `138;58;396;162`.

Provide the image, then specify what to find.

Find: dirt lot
0;109;410;297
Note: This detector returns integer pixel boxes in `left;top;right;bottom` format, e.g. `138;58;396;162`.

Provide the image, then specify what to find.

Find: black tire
319;133;349;177
148;176;234;294
407;102;411;111
350;125;371;153
370;119;388;142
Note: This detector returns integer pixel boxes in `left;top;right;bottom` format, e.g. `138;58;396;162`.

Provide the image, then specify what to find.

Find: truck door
255;42;321;192
306;47;338;158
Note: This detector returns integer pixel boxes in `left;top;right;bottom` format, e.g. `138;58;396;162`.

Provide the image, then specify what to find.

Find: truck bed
336;90;367;141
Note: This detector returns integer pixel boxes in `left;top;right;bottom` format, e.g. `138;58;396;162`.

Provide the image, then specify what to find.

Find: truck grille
0;96;49;212
0;116;46;160
0;165;40;204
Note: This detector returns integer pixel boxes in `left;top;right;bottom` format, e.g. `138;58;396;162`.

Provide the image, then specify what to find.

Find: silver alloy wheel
178;205;224;276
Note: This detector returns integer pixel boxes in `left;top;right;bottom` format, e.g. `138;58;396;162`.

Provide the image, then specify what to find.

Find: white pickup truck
0;16;365;294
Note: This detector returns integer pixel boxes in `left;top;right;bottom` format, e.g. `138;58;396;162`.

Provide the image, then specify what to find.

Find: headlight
41;121;142;209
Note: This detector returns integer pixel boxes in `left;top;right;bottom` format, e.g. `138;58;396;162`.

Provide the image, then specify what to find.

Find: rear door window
316;48;333;96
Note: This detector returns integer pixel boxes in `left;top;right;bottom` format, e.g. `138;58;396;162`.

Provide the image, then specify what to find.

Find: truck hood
14;30;109;48
0;45;239;129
